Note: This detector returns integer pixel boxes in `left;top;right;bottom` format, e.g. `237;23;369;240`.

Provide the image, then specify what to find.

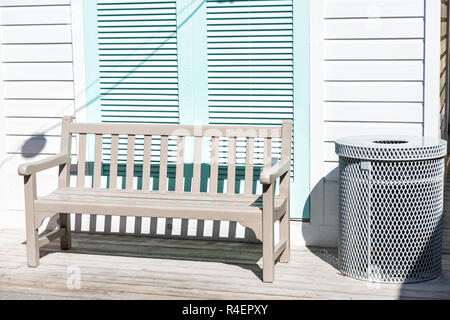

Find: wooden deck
0;182;449;300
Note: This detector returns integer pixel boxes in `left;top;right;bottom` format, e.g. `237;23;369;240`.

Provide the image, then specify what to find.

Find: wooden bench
18;116;292;282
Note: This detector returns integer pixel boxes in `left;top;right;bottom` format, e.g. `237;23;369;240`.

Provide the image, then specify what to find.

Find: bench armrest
260;159;291;185
18;153;70;176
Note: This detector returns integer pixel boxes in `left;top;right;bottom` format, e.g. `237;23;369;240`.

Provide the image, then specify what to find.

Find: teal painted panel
83;0;101;162
293;0;310;219
177;0;209;126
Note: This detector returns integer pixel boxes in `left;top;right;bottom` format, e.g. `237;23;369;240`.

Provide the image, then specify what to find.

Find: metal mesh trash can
335;136;447;283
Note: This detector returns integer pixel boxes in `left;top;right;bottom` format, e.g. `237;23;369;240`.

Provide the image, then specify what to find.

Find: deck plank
0;228;449;300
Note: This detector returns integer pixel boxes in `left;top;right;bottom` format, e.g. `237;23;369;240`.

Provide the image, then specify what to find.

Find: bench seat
34;188;287;235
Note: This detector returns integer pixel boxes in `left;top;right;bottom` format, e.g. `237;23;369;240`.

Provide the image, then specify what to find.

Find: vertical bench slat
126;135;135;190
105;134;118;233
209;137;219;194
159;135;168;191
91;133;102;232
93;134;103;188
264;137;272;169
227;137;236;194
121;134;134;232
280;121;291;192
77;133;87;188
142;135;152;191
244;137;254;195
109;134;119;189
192;136;202;193
175;136;185;193
58;116;73;249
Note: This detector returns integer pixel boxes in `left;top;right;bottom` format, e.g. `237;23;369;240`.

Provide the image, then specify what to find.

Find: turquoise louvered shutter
94;0;180;172
207;0;293;126
206;0;294;174
97;0;179;125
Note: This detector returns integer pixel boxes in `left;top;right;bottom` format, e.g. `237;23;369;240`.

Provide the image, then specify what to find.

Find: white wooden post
70;0;87;124
0;9;7;215
423;0;442;138
309;0;325;226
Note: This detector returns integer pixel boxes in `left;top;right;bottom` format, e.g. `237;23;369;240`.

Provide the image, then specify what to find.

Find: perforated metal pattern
336;136;446;283
335;135;446;161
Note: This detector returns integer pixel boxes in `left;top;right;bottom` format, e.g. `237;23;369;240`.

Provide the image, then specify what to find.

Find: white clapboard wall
0;0;77;215
311;0;426;233
441;0;449;142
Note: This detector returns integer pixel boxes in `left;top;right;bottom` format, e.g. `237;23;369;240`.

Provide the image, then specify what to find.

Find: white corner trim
0;17;7;206
423;0;441;138
309;0;325;225
71;0;88;123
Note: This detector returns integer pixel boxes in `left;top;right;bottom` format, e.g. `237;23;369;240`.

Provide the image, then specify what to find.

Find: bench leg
262;184;275;283
25;220;40;267
262;230;274;282
59;213;71;250
280;208;290;263
24;175;39;267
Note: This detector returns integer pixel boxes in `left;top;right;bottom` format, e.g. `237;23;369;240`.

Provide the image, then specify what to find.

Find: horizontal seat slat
69;122;282;138
35;199;261;226
34;195;287;225
42;193;263;210
34;188;286;223
50;187;286;205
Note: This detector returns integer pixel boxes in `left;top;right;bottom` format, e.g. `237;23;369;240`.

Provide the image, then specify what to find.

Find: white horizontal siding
325;39;424;60
315;0;426;232
324;0;424;18
0;0;75;211
441;0;448;141
323;0;425;181
1;44;73;62
1;25;72;43
0;6;71;25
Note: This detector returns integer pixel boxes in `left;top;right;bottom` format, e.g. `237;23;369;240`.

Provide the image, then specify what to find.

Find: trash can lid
335;135;447;161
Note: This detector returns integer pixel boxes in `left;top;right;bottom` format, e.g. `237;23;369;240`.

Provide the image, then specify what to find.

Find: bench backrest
60;116;292;195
